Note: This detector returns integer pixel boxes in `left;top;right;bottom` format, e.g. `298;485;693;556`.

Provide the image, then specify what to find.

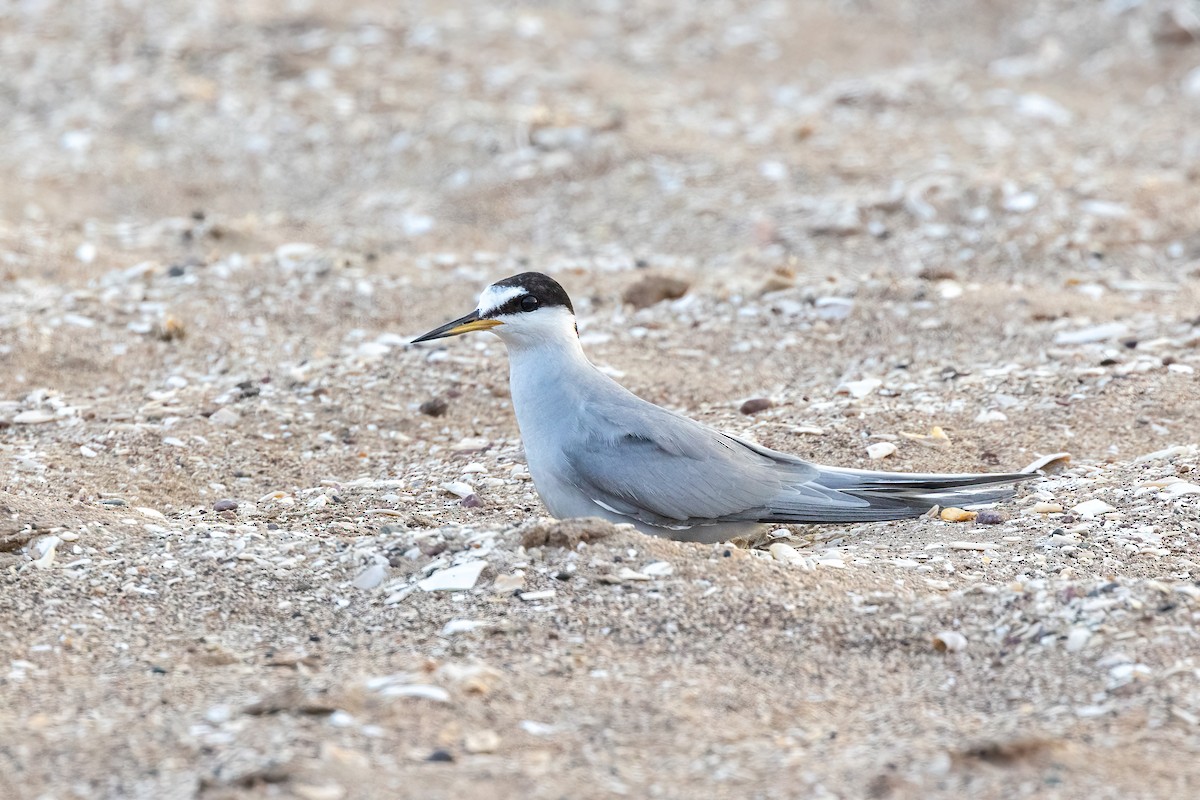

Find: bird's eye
520;295;539;312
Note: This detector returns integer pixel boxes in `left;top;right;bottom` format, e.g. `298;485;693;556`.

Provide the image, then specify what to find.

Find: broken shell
1021;452;1072;474
940;507;978;523
1071;499;1116;517
13;410;57;425
867;442;897;460
418;561;487;592
492;573;526;593
838;378;882;399
932;631;968;652
768;542;804;565
1033;502;1064;514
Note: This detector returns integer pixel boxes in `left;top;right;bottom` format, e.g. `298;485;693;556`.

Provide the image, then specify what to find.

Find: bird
412;272;1034;543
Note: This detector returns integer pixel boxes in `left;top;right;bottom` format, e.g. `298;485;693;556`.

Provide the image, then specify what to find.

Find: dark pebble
621;275;690;309
427;749;455;763
213;499;238;512
460;493;483;508
739;397;773;415
975;510;1007;525
420;397;449;417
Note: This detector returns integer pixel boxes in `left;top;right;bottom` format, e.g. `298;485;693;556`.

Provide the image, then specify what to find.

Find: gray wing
562;397;860;529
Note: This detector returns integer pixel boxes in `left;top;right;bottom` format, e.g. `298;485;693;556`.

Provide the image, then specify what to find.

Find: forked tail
763;466;1035;523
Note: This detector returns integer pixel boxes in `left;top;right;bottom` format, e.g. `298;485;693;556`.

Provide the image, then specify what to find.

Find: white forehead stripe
478;284;527;316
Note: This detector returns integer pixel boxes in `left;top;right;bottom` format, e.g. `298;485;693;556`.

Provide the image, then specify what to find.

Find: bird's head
411;272;578;348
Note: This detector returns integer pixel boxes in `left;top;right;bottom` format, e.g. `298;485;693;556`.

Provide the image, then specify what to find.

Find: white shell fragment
12;410;57;424
352;563;388;590
440;481;475;499
379;684;451;702
1164;482;1200;497
932;631;968;652
1021;452;1072;474
440;619;486;636
1053;322;1128;345
418;561;487;592
31;536;61;569
1071;499;1116;518
207;407;241;426
769;542;804;565
839;378;882;399
1065;628;1092;653
492;573;527;593
866;442;897;460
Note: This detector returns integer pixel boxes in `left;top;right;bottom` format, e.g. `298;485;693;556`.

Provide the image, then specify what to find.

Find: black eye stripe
486;272;575;315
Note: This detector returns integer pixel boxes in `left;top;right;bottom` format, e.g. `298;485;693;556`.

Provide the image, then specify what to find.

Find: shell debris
940;507;978;523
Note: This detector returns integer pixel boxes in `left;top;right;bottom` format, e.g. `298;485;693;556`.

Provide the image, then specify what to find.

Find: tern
413;272;1032;543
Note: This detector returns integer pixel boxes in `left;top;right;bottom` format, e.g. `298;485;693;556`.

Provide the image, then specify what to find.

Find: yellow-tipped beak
411;310;503;343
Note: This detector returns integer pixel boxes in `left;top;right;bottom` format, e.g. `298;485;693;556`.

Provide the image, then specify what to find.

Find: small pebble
739;397;773;415
492;573;526;593
940;507;978;523
208;407;240;427
419;398;449;417
213;499;238;512
463;730;501;754
974;510;1007;525
622;275;689;309
1065;627;1091;653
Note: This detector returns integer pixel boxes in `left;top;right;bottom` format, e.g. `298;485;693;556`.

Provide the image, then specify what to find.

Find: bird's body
413;272;1032;543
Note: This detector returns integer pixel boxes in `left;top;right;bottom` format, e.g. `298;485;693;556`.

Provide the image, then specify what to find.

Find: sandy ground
3;1;1200;798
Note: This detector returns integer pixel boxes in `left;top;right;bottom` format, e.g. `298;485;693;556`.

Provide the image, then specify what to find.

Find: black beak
410;309;504;343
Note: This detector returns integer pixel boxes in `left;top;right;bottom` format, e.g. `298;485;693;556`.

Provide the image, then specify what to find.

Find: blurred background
3;0;1199;283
